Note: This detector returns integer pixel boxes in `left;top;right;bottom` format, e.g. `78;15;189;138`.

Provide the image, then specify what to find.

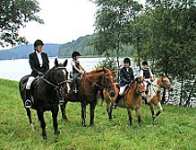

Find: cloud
19;0;96;44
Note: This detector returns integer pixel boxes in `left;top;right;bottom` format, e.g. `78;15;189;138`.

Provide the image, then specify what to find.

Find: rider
139;61;154;95
71;51;85;93
25;39;49;108
113;58;134;107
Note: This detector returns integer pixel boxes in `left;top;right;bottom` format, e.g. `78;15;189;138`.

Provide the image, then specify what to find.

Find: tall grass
0;79;196;150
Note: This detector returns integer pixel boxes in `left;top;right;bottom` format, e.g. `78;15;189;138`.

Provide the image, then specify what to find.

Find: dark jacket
142;68;151;79
29;51;49;77
119;67;134;86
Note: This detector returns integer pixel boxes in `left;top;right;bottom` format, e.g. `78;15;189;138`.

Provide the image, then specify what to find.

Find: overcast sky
18;0;145;45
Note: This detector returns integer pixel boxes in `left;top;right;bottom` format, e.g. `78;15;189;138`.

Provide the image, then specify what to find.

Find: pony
19;59;69;139
60;68;116;127
104;77;145;126
145;75;173;123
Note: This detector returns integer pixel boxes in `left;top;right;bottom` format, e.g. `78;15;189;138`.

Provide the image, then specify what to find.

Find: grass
0;78;196;150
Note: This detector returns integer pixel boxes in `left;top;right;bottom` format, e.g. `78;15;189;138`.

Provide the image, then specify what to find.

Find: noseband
42;67;70;88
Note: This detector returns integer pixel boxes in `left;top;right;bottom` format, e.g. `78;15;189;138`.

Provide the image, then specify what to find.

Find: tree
0;0;43;47
94;0;143;80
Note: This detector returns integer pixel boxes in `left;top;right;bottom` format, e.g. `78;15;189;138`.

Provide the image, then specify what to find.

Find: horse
19;59;69;139
60;68;116;127
103;77;145;126
144;75;173;123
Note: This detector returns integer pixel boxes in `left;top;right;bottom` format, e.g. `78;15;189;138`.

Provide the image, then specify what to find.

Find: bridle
83;71;114;91
41;67;70;88
41;67;71;103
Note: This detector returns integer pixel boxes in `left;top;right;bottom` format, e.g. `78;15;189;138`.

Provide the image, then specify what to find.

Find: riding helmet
123;57;131;65
72;51;81;58
34;39;44;49
142;61;148;66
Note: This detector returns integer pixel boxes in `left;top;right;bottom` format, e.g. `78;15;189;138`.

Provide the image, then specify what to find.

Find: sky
19;0;97;44
19;0;145;44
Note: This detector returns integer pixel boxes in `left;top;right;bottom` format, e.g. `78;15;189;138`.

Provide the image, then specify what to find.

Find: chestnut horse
104;77;145;126
145;75;173;123
60;68;116;127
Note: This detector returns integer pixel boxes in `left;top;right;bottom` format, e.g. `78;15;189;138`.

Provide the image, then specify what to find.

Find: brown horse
60;68;116;127
145;75;173;123
104;77;145;126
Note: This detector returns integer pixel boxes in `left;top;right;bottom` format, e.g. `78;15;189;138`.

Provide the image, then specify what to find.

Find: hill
0;44;60;60
58;34;97;57
0;78;196;149
58;34;134;58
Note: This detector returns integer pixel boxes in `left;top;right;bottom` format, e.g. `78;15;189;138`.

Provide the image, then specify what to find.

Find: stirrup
59;99;65;105
25;99;32;108
73;89;79;93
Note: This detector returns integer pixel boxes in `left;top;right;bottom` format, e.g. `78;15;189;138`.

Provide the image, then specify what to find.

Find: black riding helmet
72;51;81;58
34;39;44;50
142;61;148;66
123;57;131;65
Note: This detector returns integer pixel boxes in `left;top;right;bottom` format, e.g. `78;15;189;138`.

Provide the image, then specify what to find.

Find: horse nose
110;91;115;97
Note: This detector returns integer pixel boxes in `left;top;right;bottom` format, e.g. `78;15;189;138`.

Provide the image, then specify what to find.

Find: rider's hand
38;72;44;76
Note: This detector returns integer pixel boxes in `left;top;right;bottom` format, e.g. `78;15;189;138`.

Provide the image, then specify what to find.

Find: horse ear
63;59;68;67
54;58;58;66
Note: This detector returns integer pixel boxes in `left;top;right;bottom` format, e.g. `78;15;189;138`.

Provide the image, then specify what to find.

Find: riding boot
73;79;79;94
25;89;32;108
142;95;148;104
113;95;121;109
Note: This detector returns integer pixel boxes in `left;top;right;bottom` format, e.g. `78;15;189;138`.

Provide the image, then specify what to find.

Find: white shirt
36;51;43;67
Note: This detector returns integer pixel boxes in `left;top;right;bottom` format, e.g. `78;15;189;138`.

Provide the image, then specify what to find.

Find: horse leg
149;103;156;123
136;108;142;126
60;101;69;122
52;106;60;136
155;102;163;118
90;100;96;127
81;99;87;127
107;103;113;120
127;108;132;126
25;108;35;131
37;110;47;139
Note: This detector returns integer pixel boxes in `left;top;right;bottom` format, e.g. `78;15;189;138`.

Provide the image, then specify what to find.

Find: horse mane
87;68;112;75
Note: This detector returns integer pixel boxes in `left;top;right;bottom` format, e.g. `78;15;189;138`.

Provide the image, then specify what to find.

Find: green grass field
0;79;196;150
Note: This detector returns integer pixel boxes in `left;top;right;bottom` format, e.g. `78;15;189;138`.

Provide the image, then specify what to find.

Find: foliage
93;0;196;105
0;0;43;47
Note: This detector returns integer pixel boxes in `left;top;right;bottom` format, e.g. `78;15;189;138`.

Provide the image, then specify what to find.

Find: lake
0;58;108;81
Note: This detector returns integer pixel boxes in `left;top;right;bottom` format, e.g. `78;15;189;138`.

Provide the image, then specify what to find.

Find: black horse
19;59;69;139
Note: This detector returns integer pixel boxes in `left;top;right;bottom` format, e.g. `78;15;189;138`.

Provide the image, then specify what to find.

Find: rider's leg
25;76;35;108
113;85;127;108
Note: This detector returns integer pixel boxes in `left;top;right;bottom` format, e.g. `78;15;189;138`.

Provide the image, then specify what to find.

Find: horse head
133;77;145;96
157;75;173;91
44;58;69;102
96;68;116;98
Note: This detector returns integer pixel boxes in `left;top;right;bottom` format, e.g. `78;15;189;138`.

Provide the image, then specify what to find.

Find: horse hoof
54;130;60;135
82;124;86;127
89;124;94;127
42;135;47;140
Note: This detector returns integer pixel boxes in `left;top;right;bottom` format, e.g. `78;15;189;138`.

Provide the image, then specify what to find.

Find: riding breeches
26;76;35;90
119;85;128;96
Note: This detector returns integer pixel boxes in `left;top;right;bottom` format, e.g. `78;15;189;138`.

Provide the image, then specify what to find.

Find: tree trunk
116;32;120;82
179;76;184;106
137;36;141;69
184;79;196;107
